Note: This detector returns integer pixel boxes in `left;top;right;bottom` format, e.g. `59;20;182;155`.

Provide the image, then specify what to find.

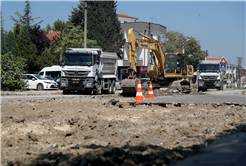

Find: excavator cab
165;53;188;75
177;53;188;75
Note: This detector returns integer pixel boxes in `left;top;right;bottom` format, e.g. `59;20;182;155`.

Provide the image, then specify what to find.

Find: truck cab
198;60;223;91
60;48;118;95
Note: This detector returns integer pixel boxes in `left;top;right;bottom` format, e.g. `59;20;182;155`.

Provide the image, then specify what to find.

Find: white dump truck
60;48;118;95
198;60;223;91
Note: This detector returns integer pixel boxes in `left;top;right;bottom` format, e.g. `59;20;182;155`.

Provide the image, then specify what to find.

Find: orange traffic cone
134;79;145;102
146;81;156;99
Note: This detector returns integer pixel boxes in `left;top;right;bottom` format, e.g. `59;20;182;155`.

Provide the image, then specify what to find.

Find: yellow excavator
121;28;194;95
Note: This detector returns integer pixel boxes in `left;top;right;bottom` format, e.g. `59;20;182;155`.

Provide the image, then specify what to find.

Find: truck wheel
106;81;112;94
93;81;101;95
77;90;83;94
220;85;223;90
37;84;43;91
110;80;116;94
63;89;70;94
84;90;92;95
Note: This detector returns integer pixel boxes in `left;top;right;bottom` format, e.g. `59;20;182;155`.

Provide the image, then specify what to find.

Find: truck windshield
199;64;220;72
63;53;92;66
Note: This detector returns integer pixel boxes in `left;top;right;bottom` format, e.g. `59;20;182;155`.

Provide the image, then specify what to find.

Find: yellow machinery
121;28;194;95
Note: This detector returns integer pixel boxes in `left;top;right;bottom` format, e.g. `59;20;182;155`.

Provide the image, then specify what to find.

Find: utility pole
236;57;243;88
228;60;231;88
147;22;151;69
84;1;87;48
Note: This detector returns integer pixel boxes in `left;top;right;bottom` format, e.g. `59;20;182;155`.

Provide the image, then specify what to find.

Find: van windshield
63;53;92;66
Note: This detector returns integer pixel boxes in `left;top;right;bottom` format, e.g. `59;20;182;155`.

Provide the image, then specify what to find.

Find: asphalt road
1;89;245;103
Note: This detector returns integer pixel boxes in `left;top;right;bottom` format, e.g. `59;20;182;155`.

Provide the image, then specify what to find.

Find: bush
1;52;27;91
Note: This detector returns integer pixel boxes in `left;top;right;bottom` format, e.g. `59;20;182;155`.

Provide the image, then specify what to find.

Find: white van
38;65;62;79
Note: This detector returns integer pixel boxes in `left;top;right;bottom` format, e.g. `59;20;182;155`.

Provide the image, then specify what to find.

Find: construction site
1;87;246;166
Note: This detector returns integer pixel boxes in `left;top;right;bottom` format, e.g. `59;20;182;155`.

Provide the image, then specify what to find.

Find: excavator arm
127;28;166;79
121;28;194;96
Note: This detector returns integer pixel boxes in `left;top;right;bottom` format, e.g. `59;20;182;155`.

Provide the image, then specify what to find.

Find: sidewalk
174;132;246;166
1;90;63;96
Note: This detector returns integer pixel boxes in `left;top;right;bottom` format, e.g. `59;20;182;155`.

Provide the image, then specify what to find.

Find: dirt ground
1;90;246;166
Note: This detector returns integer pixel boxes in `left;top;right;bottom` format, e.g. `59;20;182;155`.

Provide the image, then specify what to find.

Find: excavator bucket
121;78;139;96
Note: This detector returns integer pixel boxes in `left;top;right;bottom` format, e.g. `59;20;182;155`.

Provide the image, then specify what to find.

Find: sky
1;0;245;66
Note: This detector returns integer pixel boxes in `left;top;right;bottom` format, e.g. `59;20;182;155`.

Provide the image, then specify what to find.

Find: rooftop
117;14;139;19
45;31;62;41
206;57;221;61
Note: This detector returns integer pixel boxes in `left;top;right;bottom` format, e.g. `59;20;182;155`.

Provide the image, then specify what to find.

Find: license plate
73;81;79;83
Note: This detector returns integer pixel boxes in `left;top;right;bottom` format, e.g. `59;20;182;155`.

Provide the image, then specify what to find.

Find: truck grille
202;76;217;81
64;70;90;77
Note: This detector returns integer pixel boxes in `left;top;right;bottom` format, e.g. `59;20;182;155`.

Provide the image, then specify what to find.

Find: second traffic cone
134;79;145;102
146;81;156;99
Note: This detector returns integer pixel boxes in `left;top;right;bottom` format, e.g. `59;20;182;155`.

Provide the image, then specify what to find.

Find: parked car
53;77;61;89
44;76;54;80
116;80;122;90
22;74;58;90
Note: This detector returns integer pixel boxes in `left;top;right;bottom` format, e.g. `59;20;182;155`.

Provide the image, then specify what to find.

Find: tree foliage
68;1;84;28
1;52;27;91
43;23;52;34
43;20;68;34
28;25;50;56
164;30;206;70
16;25;38;72
54;25;98;61
36;49;58;69
10;0;43;28
1;30;16;55
0;5;3;32
226;73;235;83
68;1;125;55
53;19;67;32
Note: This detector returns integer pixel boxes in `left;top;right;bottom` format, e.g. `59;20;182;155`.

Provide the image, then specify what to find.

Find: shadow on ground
7;124;246;166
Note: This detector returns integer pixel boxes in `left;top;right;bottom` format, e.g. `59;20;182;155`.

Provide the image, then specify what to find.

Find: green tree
1;52;27;91
43;23;52;34
36;49;58;69
68;1;84;28
1;29;16;55
68;1;125;56
226;73;235;83
28;25;50;56
0;6;3;31
0;6;4;55
13;22;22;37
164;30;206;70
16;25;38;72
53;19;67;32
55;25;98;61
10;0;43;28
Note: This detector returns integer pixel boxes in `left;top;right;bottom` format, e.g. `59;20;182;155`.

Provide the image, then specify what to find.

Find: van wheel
111;80;116;94
37;84;43;91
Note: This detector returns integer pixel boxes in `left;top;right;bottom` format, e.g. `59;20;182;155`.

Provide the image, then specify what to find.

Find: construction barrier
146;81;156;99
134;79;145;102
